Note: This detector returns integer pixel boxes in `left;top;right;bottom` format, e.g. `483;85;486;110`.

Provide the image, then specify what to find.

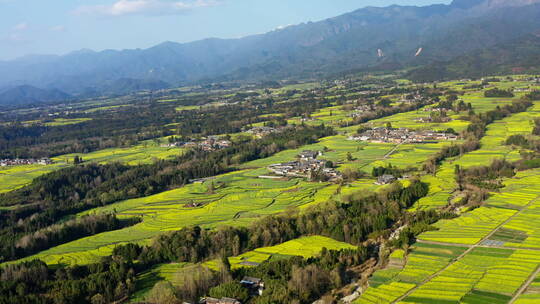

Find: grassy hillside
408;34;540;82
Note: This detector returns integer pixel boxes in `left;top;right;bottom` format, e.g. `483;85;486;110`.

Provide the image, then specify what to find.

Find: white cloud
5;23;30;43
275;24;292;31
13;22;28;31
6;33;29;43
74;0;219;17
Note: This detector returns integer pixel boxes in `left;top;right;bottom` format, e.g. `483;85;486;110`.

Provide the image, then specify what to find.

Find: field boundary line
416;239;540;252
392;195;540;303
509;265;540;304
383;141;405;159
391;239;477;303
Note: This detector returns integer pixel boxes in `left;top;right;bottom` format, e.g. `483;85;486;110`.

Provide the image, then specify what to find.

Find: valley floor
2;75;540;303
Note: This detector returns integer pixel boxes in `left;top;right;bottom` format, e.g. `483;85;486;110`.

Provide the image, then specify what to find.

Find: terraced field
0;163;68;193
356;89;540;304
14;170;341;266
418;206;517;245
358;168;540;304
54;140;185;165
0;140;184;194
204;235;356;270
131;262;192;301
365;107;469;133
486;171;540;250
452;102;540;169
515;271;540;304
412;100;540;210
357;243;468;303
44;118;93;126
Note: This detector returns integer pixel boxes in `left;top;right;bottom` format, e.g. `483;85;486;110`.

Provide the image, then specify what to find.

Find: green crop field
412;100;540;211
84;104;132;113
452;102;540;169
356;243;468;304
204;235;356;270
410;164;457;210
44;118;92;126
418;206;517;245
175;105;201;111
515;272;540;304
0;163;68;193
285;105;354;127
273;82;320;93
12;123;446;267
358;241;540;304
54;140;185;165
419;168;540;245
0;140;184;194
131;262;192;302
13;170;341;266
397;248;540;303
365;106;470;132
361;166;540;304
357;81;540;304
486;170;540;249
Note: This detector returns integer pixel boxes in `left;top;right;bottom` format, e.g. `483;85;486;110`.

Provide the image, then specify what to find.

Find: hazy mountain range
1;0;540;105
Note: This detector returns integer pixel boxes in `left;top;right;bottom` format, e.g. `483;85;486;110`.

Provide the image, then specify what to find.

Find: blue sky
0;0;450;60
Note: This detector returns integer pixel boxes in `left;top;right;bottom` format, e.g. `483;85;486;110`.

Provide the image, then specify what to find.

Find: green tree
146;281;178;304
209;282;249;303
90;294;106;304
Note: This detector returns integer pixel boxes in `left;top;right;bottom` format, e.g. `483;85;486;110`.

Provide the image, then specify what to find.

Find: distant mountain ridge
1;0;540;100
407;33;540;82
0;85;71;106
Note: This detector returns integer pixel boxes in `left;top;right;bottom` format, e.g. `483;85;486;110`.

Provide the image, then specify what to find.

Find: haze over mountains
1;0;540;104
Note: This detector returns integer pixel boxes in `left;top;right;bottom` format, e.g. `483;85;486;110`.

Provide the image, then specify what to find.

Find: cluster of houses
415;115;452;123
349;104;375;118
266;150;342;182
198;277;264;304
521;76;540;83
245;126;281;138
514;87;533;93
348;127;458;144
198;298;241;304
163;136;232;152
0;158;53;167
399;92;424;104
358;90;381;96
423;107;447;113
376;174;397;185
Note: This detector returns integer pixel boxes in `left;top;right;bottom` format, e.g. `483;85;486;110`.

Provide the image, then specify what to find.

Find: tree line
14;213;140;261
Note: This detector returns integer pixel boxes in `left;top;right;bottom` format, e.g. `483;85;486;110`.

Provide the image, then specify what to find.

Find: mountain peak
451;0;540;9
485;0;540;7
451;0;485;9
68;48;95;56
0;85;71;107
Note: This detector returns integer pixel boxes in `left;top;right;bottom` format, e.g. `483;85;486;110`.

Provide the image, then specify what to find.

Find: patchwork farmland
2;74;540;304
356;80;540;304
